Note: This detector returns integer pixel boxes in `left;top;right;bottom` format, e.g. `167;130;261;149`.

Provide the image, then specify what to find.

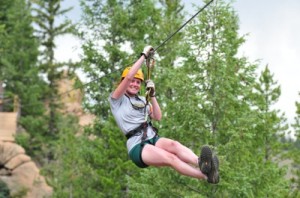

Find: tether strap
126;122;148;140
125;122;158;144
145;53;154;104
141;123;148;144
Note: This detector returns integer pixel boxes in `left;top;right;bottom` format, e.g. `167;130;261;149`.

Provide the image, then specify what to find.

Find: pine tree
293;93;300;138
158;0;261;196
80;0;132;120
290;92;300;196
32;0;75;137
0;0;48;159
250;65;289;196
0;0;44;114
133;0;289;196
254;66;288;159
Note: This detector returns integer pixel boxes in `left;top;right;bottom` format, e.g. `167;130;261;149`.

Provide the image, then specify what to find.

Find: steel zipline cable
153;0;214;52
19;0;214;109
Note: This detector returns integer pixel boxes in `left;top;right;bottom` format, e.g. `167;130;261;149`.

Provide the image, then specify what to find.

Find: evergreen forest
1;0;300;197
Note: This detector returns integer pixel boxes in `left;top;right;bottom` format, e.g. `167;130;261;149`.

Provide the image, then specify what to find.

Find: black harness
126;121;158;145
124;94;158;144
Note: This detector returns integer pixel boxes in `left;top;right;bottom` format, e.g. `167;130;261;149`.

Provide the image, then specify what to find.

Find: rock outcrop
57;70;96;126
0;141;52;198
0;70;95;197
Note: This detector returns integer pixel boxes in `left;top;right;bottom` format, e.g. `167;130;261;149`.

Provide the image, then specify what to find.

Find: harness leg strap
141;123;148;146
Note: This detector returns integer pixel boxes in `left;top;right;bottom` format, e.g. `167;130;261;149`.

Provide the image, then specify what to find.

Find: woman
109;46;219;183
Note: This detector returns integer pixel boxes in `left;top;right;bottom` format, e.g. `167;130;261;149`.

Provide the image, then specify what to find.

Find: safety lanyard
145;50;155;104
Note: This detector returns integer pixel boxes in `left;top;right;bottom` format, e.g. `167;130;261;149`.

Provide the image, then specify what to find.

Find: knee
165;153;180;166
169;140;182;149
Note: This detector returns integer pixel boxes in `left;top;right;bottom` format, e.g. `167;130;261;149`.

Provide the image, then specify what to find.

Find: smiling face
126;78;142;96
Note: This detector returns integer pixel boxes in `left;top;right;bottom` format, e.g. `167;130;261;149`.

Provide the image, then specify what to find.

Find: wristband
141;53;148;59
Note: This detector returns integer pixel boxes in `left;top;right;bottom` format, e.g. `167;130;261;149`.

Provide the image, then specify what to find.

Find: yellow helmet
121;67;144;81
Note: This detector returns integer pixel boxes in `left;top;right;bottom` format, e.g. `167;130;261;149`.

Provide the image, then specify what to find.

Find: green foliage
1;0;296;197
14;131;31;150
254;66;288;159
44;116;136;197
76;0;292;197
0;0;45;114
0;180;10;198
152;0;289;196
290;92;300;195
24;0;79;165
0;24;4;58
292;92;300;139
79;0;166;120
0;0;49;163
80;0;131;119
32;0;76;136
78;0;191;196
185;0;256;176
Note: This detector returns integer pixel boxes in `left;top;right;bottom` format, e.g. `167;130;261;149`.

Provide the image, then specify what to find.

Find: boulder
0;141;52;198
0;142;25;164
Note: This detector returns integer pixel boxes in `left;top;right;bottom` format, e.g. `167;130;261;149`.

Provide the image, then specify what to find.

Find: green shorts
128;136;160;168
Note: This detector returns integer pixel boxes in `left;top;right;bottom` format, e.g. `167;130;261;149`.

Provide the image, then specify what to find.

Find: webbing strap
141;123;148;145
125;122;158;145
145;50;155;104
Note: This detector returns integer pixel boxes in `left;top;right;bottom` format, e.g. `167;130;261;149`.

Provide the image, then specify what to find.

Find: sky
56;0;300;131
232;0;300;128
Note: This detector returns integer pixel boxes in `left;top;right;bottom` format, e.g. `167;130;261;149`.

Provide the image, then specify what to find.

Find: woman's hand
146;80;155;97
141;45;154;59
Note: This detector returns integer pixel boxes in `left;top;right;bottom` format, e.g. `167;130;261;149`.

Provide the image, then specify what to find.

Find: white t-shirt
109;93;157;152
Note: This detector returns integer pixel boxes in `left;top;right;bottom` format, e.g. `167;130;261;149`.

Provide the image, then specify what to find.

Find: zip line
19;0;214;109
154;0;214;52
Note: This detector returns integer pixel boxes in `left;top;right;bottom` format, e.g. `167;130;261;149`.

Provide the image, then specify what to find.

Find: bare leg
141;144;207;180
155;138;199;166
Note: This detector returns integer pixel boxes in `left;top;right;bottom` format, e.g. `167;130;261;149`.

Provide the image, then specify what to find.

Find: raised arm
111;46;153;99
